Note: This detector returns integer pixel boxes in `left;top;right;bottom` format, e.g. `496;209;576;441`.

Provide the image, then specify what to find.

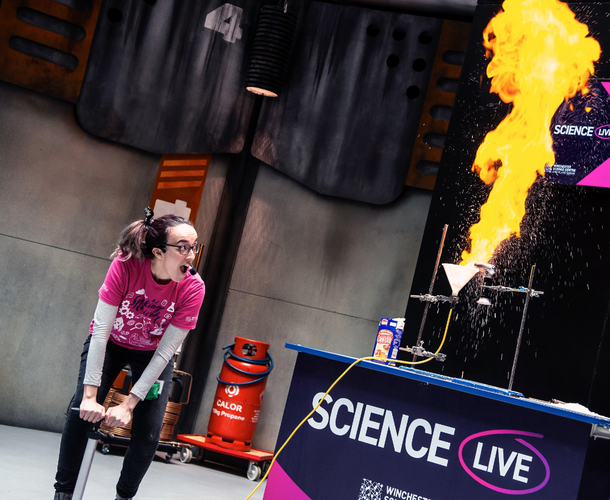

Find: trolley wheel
262;460;271;474
179;446;193;463
193;445;205;461
247;461;262;481
101;444;111;455
164;452;173;462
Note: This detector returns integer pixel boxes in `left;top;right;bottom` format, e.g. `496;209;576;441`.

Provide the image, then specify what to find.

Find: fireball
460;0;600;266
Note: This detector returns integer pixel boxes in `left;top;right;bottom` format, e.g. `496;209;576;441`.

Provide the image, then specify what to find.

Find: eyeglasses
165;243;202;255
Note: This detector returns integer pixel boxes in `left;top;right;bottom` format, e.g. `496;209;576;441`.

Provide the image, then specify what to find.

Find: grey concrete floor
0;424;267;500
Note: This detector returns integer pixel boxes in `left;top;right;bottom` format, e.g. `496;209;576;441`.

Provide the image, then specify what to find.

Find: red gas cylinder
207;337;273;451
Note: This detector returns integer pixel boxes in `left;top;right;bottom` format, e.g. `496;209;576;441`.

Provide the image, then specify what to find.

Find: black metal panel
252;1;443;204
75;0;258;153
478;0;610;3
332;0;478;19
403;2;610;418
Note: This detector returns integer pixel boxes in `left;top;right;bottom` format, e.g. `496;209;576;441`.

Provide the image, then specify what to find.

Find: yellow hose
245;308;453;499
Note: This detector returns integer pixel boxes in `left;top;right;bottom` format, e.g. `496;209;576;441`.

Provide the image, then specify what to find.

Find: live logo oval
458;430;551;494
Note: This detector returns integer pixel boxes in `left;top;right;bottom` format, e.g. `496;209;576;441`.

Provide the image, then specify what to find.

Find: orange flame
460;0;600;266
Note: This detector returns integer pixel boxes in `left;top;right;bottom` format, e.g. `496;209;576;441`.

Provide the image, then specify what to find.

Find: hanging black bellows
245;5;297;97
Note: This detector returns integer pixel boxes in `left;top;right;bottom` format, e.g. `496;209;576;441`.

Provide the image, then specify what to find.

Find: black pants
54;336;174;498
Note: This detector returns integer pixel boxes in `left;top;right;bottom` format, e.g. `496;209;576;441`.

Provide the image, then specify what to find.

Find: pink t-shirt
91;256;205;350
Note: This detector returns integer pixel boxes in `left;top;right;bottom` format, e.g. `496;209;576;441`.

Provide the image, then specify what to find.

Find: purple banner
264;353;591;500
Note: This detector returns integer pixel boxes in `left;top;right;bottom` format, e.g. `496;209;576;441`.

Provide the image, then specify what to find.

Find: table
263;344;610;500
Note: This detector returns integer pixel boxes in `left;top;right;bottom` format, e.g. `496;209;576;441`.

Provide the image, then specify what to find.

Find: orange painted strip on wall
162;159;209;166
157;181;203;189
151;154;211;224
160;170;207;178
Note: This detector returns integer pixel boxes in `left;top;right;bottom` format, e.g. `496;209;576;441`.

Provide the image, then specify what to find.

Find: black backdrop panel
75;0;257;154
402;2;610;417
251;1;443;204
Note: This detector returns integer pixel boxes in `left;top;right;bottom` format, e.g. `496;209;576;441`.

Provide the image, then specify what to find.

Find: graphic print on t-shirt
112;288;174;349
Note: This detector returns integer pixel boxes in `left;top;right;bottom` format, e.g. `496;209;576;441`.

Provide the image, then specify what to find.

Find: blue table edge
285;343;610;428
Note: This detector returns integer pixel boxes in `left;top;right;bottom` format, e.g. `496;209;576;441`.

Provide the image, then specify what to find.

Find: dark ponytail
111;207;193;261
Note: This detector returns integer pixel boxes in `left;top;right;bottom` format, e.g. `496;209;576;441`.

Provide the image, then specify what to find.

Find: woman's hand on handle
80;385;106;423
104;393;140;428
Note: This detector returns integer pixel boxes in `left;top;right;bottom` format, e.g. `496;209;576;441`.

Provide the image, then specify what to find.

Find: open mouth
180;265;188;274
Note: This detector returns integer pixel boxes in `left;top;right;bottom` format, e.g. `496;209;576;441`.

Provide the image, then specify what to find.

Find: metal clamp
400;342;447;362
483;284;544;298
410;294;457;305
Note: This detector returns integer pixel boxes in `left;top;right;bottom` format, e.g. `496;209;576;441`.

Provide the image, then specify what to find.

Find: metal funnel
442;263;480;296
